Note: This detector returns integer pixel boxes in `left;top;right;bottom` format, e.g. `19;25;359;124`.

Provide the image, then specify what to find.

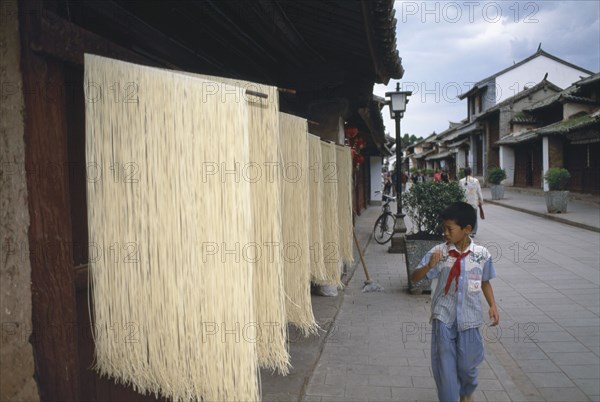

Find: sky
373;0;600;139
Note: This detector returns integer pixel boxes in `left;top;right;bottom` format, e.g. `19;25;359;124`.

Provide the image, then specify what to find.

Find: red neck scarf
444;249;471;294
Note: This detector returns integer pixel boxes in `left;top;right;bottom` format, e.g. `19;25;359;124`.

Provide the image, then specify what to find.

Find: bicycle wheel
373;213;396;244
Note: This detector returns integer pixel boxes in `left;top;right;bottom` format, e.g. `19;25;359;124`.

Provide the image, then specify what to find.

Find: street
303;202;600;401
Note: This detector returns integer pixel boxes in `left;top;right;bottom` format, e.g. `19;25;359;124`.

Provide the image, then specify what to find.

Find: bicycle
372;191;396;244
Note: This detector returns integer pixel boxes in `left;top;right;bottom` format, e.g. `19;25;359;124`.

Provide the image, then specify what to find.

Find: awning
414;149;435;159
536;113;600;135
495;131;539;145
446;137;470;148
426;150;456;161
443;121;483;142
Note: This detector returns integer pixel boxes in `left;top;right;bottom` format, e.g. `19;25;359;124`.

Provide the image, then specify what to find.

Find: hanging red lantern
345;127;359;139
355;138;366;150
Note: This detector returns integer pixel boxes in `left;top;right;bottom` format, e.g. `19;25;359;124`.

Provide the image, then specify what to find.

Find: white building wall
370;156;383;203
469;135;477;173
388;155;396;169
499;146;515;186
495;55;591;102
542;137;550;191
564;103;594;119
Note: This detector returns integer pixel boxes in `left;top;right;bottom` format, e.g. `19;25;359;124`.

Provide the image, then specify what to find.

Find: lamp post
385;83;412;253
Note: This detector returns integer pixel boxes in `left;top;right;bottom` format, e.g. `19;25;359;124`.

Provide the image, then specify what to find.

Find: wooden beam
28;8;158;67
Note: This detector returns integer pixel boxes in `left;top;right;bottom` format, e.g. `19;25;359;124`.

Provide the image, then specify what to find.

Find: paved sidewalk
303;201;600;401
261;204;381;401
482;187;600;232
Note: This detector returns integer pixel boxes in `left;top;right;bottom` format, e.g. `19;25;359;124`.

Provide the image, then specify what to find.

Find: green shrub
403;181;465;237
486;167;507;185
544;167;571;190
458;168;465;179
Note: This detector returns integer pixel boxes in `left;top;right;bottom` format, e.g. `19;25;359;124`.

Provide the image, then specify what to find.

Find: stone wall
0;1;40;400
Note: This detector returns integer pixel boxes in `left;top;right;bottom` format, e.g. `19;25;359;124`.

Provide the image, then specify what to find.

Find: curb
485;199;600;233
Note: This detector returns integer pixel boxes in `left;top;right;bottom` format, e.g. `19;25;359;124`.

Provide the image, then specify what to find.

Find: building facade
453;48;593;179
1;1;404;400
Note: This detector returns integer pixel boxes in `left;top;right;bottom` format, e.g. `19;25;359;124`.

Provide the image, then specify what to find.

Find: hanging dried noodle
174;73;289;374
335;145;354;265
318;142;342;287
85;54;258;401
278;113;318;336
307;134;327;282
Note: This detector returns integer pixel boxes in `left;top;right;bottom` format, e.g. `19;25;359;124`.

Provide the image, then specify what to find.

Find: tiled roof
371;0;405;81
413;149;435;159
526;72;600;111
410;133;437;148
495;131;539;145
426;150;455;161
536;113;600;135
511;115;538;124
496;112;600;145
475;80;562;119
434;121;462;141
574;73;600;87
561;94;596;104
443;121;483;142
446;137;470;148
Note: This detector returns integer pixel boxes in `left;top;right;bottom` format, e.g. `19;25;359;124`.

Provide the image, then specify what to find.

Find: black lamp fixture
385;82;412;253
386;83;410;119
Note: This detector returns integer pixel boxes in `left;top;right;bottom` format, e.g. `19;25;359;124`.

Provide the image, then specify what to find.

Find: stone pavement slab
261;203;381;402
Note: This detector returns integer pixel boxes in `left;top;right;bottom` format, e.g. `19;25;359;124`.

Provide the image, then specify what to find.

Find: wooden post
19;1;79;400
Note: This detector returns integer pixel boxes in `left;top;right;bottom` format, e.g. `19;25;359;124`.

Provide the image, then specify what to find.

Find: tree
401;133;422;149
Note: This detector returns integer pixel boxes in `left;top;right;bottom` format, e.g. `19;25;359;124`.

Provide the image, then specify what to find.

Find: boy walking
411;202;499;402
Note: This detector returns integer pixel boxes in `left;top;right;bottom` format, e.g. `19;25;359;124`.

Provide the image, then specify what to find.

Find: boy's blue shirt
417;241;496;331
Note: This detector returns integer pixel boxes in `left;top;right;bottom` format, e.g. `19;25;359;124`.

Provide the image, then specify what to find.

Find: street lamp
385;82;412;253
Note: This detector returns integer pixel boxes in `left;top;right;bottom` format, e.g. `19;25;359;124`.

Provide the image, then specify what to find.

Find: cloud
376;0;600;138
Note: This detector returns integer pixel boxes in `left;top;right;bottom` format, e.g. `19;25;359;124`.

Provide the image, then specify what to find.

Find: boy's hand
489;305;500;326
428;250;443;268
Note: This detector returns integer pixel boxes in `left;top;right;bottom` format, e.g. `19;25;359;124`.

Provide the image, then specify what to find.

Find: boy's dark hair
440;201;476;229
464;167;472;176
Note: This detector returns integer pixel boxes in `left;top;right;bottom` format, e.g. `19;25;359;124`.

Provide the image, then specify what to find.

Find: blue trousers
431;319;484;402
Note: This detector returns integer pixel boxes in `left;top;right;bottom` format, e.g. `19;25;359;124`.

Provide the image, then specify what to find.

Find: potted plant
544;167;571;213
403;181;465;294
487;167;507;200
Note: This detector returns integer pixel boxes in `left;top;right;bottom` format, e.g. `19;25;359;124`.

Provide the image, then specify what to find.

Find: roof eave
361;0;404;84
